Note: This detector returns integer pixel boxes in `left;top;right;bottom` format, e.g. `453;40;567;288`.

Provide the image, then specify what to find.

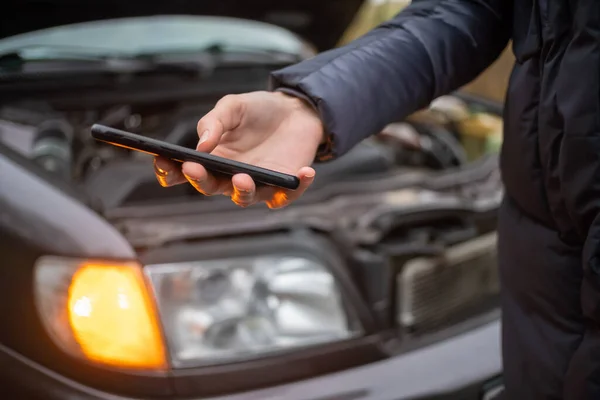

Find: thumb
196;95;244;153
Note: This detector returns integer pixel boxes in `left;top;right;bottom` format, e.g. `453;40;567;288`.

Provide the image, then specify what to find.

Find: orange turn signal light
67;263;167;370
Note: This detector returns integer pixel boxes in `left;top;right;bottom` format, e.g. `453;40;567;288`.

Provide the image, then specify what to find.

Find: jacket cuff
274;87;336;162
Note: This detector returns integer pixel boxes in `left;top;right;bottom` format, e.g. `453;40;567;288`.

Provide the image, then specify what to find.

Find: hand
153;91;325;208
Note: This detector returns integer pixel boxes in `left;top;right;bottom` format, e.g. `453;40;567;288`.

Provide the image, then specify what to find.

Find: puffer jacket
270;0;600;398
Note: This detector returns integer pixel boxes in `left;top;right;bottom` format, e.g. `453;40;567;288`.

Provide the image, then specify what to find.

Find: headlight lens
145;255;359;366
34;257;167;370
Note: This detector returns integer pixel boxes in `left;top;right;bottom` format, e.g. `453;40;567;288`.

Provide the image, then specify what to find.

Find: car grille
395;232;499;334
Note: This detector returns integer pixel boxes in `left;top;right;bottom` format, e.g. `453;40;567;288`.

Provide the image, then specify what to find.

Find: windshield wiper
0;42;300;79
0;46;215;77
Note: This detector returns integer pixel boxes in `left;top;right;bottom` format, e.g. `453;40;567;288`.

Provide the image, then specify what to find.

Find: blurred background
0;1;510;399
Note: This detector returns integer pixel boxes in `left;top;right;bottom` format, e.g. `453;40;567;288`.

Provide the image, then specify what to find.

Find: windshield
0;15;308;60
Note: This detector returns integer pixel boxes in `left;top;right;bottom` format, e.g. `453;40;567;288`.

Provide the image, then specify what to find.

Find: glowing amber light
67;263;167;370
266;190;289;209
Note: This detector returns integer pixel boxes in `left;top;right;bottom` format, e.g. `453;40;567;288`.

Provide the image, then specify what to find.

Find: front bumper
208;317;502;400
0;315;502;400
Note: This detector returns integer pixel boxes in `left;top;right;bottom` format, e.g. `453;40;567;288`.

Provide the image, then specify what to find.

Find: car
0;1;505;399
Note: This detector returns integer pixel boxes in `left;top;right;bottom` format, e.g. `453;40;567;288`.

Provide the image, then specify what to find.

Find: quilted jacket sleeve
269;0;512;159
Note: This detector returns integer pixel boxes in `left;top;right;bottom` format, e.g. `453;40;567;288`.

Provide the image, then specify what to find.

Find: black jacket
270;0;600;398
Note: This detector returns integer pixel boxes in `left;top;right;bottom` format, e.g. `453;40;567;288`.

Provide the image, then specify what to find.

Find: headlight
33;257;167;370
33;254;360;370
146;255;359;367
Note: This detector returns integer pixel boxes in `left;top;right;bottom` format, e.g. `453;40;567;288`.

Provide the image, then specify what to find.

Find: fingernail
304;172;315;179
198;130;210;146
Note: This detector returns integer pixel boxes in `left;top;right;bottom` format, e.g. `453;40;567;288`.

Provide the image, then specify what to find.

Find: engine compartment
0;89;502;211
0;99;208;179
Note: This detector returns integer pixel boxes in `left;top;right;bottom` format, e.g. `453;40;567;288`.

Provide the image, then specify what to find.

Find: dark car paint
0;315;502;400
0;141;132;258
0;142;176;398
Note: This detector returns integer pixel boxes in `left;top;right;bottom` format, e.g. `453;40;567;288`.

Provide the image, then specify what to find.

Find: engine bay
0;92;503;210
0;99;207;178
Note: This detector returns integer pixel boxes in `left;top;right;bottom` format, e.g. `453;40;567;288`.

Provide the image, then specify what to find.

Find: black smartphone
90;124;300;190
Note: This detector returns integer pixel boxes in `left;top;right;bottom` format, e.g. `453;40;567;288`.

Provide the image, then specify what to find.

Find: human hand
153;91;325;208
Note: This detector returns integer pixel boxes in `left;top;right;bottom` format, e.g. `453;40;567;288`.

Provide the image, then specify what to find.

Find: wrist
292;97;327;145
272;88;335;161
274;90;326;145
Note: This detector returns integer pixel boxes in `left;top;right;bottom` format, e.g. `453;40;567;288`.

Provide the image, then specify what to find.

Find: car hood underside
1;0;364;51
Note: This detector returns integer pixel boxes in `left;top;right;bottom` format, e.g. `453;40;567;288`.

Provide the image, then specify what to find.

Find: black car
0;1;505;399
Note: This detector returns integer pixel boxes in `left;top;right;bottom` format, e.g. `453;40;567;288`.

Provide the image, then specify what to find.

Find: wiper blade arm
0;49;214;77
0;41;298;76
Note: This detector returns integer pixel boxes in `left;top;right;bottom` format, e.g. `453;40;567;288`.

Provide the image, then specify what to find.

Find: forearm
269;0;511;158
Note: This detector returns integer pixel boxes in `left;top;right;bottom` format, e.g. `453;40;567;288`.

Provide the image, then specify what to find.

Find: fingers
229;167;316;209
153;157;187;187
176;163;316;209
159;94;244;192
181;161;231;195
228;174;277;207
231;174;257;207
195;95;244;153
161;155;316;209
266;167;315;209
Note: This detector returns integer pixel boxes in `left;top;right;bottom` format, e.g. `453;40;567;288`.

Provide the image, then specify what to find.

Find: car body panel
0;141;134;259
206;316;501;400
0;142;175;398
0;313;501;400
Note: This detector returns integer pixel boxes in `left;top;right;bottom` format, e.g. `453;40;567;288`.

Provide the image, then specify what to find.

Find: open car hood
2;0;365;51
